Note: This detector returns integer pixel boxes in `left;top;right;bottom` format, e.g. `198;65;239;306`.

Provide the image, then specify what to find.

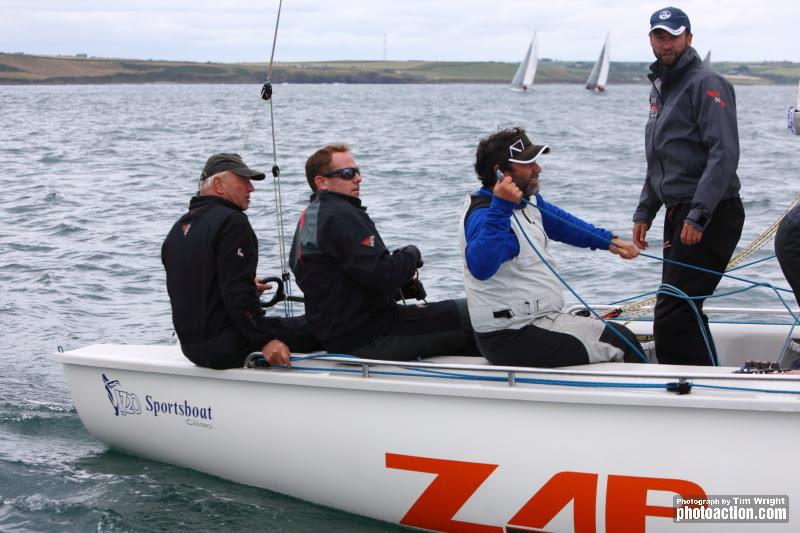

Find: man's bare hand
680;222;703;245
632;223;649;250
609;238;640;259
493;174;523;204
261;339;291;367
255;276;272;297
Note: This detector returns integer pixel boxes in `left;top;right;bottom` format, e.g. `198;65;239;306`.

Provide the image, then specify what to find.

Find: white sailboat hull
57;319;799;532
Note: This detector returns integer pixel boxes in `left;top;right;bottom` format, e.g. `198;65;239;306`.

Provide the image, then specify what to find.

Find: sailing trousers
475;319;645;367
654;198;745;365
346;299;481;360
775;204;800;304
182;316;322;370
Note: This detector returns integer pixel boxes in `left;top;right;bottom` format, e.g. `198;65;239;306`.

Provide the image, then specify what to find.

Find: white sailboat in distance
510;32;538;92
585;32;610;92
789;78;800;135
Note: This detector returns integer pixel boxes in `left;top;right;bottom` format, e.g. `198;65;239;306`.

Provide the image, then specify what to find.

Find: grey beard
524;183;539;197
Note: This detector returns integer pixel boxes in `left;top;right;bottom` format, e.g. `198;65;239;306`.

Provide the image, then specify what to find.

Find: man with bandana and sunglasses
460;127;644;367
290;144;479;360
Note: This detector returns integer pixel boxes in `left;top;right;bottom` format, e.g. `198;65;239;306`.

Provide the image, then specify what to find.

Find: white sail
790;79;800;135
510;32;538;91
585;32;610;92
796;78;800;108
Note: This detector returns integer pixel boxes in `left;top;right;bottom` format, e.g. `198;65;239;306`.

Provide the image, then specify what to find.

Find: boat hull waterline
58;334;799;532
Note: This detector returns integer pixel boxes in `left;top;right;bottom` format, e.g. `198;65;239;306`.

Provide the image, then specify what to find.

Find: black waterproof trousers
346;299;480;360
182;316;322;370
654;198;745;365
476;322;645;367
775;204;800;304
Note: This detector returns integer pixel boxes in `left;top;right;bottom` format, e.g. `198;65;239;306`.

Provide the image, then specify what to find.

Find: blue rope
511;212;649;363
726;254;777;272
518;196;800;362
657;283;717;365
271;356;800;396
284;361;670;390
520;197;792;292
693;383;800;395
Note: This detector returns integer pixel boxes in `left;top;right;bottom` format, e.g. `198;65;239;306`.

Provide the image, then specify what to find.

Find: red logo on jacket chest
706;89;726;108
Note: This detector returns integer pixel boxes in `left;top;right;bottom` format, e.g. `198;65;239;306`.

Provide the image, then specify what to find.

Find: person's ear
212;174;226;194
314;175;326;190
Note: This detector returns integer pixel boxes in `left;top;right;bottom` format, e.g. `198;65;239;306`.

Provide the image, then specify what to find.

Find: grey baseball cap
200;153;265;181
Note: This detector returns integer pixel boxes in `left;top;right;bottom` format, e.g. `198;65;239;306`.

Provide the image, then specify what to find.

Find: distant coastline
1;52;798;85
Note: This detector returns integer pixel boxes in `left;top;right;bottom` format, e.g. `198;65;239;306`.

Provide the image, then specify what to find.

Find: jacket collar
312;189;365;210
648;46;699;84
189;194;243;212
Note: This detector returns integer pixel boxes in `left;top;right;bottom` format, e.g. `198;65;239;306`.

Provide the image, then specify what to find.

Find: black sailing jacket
289;190;418;352
162;195;275;367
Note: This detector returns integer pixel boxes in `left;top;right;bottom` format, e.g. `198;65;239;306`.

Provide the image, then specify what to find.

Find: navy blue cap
650;7;691;36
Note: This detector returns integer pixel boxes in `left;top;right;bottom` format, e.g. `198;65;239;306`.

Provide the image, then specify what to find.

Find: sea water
1;83;797;531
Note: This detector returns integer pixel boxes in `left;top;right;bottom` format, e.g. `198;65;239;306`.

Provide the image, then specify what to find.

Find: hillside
1;53;799;85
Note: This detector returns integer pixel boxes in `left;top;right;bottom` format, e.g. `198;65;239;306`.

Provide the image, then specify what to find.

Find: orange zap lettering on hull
606;475;707;532
508;472;598;532
387;453;708;533
385;453;503;532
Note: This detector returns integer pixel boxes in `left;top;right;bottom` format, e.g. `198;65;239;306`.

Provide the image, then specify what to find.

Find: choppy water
1;82;798;531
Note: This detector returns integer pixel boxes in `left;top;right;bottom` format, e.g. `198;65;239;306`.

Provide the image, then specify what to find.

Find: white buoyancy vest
459;194;565;333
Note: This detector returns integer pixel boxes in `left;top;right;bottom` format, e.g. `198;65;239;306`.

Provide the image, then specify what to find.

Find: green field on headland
2;53;798;85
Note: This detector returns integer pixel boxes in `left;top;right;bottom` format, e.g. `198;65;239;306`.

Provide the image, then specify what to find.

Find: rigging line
517;195;797;323
520;196;785;289
725;254;777;272
259;0;294;315
272;361;800;396
511;212;649;363
619;192;800;319
243;0;284;153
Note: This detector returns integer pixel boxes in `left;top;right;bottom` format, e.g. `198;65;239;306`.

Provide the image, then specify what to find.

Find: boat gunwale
56;345;800;413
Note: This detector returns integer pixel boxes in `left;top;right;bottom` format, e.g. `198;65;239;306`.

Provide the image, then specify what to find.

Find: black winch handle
259;276;305;308
259;276;285;308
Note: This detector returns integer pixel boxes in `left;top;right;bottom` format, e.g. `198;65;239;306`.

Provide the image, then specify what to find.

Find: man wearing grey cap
460;127;643;367
632;7;745;365
162;153;320;369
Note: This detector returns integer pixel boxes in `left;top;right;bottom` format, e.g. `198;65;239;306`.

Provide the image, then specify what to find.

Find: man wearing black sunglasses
289;144;479;360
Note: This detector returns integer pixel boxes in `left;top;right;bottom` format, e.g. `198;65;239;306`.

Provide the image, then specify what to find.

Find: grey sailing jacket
633;46;741;231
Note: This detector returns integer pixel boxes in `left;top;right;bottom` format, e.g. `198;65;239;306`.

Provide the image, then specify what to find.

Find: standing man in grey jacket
631;7;745;365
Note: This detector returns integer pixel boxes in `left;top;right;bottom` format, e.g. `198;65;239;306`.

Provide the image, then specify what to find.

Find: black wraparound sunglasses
323;167;361;180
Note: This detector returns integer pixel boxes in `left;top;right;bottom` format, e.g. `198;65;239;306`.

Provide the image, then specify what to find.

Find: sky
2;0;798;64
